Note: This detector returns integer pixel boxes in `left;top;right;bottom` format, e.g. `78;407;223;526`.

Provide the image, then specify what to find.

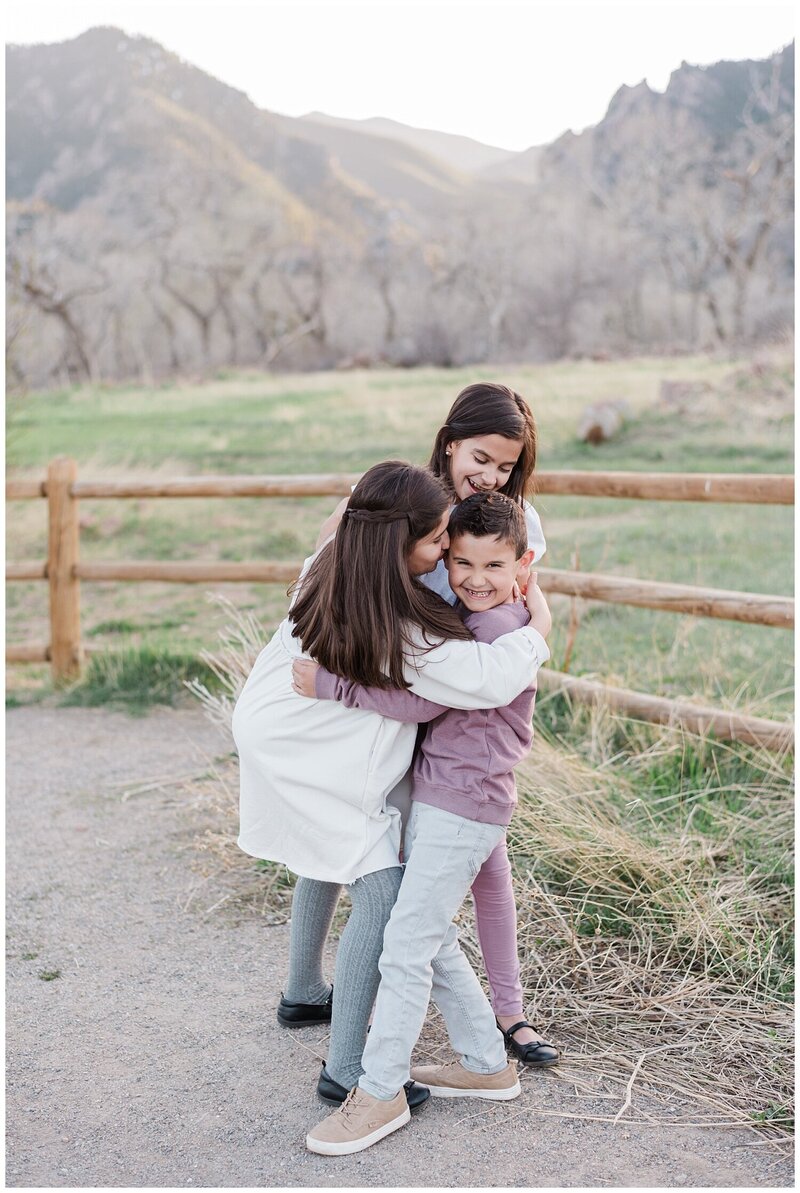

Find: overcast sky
6;0;795;150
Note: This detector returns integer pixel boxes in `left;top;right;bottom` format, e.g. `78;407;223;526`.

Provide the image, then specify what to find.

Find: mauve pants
470;837;524;1016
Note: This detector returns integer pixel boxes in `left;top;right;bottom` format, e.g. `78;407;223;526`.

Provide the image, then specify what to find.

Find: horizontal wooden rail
7;559;793;628
6;561;299;583
73;561;300;583
535;471;793;504
537;670;793;751
7;562;48;581
6;474;361;500
6;642;100;663
6;479;46;499
72;474;362;499
7;642;50;662
537;568;794;628
6;470;794;504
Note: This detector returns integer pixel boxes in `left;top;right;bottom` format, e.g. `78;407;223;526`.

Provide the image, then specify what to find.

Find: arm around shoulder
316;668;448;723
404;622;549;710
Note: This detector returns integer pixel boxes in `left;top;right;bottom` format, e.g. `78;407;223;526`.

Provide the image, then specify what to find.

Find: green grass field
7;353;793;714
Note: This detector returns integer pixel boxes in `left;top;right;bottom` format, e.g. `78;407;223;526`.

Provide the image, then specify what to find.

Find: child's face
446;434;523;501
446;532;532;612
406;510;450;576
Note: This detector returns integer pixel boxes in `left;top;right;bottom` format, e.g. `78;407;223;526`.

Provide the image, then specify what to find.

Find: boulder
577;400;630;443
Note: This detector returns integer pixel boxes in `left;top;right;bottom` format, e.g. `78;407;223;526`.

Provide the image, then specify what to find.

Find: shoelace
339;1088;361;1124
338;1087;389;1130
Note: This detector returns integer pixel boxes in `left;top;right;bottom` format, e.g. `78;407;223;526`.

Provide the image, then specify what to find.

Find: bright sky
5;0;795;150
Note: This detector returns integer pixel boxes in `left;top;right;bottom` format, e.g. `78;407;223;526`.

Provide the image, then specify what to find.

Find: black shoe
276;986;333;1028
498;1019;560;1067
317;1063;430;1111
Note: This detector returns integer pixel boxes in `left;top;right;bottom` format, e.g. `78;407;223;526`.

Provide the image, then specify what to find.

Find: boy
294;491;551;1155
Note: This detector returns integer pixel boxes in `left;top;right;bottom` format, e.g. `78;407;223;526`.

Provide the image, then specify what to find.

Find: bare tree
8;247;109;381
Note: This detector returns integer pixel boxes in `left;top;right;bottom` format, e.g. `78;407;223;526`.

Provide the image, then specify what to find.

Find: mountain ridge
6;29;793;387
301;111;517;174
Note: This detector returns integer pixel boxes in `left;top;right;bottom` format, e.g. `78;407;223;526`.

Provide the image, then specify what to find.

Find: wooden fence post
47;456;83;682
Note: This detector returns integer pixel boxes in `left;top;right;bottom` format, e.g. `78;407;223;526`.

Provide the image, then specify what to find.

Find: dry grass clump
185;594;264;731
189;610;793;1142
476;705;794;1141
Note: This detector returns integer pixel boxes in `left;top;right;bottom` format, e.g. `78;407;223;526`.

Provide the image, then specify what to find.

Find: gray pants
285;865;402;1089
359;802;508;1100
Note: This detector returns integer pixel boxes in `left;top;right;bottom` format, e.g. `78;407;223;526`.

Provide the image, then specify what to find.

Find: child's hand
292;658;320;698
524;572;552;639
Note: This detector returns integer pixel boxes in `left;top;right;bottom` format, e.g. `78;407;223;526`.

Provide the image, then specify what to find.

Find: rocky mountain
536;45;794;198
6;30;794;388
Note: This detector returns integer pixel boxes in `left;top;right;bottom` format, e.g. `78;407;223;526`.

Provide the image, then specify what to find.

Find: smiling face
446;434;524;501
405;510;451;576
446;531;533;612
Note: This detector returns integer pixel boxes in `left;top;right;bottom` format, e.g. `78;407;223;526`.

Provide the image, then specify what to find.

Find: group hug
232;382;558;1155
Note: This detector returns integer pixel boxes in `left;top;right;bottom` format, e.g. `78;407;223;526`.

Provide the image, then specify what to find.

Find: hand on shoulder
292;658;320;698
524;571;552;639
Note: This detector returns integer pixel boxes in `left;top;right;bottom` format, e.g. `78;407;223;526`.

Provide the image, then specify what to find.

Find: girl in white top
233;461;550;1098
316;382;555;1066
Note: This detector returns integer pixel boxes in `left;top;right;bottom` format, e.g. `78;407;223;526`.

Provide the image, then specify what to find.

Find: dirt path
6;706;793;1188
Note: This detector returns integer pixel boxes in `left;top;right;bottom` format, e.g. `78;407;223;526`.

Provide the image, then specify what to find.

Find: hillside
6;31;794;388
6;28;480;222
279;112;476;215
302;111;514;174
6;27;384;228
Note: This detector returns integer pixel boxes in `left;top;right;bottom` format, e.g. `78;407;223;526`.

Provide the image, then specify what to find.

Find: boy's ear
516;549;535;578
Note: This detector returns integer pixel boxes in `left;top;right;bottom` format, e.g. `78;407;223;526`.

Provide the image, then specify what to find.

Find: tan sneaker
409;1060;521;1100
306;1086;410;1155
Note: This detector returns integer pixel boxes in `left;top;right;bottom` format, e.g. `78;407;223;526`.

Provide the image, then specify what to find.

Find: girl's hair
289;460;471;688
429;382;537;504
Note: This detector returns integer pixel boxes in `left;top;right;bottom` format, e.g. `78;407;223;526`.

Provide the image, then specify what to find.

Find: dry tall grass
188;597;794;1143
484;722;793;1140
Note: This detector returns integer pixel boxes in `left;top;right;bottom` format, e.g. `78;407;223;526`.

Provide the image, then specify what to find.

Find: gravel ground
6;705;794;1188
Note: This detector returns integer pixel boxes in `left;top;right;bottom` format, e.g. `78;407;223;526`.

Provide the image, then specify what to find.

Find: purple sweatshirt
314;602;536;827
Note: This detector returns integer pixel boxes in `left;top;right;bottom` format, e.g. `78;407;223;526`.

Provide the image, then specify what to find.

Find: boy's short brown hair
448;492;527;558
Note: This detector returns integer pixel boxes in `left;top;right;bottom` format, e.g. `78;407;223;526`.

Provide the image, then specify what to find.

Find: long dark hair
290;461;471;688
429;382;537;504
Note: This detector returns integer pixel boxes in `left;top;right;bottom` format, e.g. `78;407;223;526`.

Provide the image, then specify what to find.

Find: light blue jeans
358;801;508;1100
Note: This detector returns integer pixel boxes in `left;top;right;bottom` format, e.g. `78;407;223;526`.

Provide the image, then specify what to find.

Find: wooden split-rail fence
6;458;794;751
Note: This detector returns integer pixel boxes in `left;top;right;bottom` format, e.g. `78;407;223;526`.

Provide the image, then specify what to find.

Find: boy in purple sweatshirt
301;492;552;1154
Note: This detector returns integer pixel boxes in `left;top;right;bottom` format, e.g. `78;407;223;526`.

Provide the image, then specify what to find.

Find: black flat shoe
317;1063;430;1111
498;1019;559;1067
276;986;333;1028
